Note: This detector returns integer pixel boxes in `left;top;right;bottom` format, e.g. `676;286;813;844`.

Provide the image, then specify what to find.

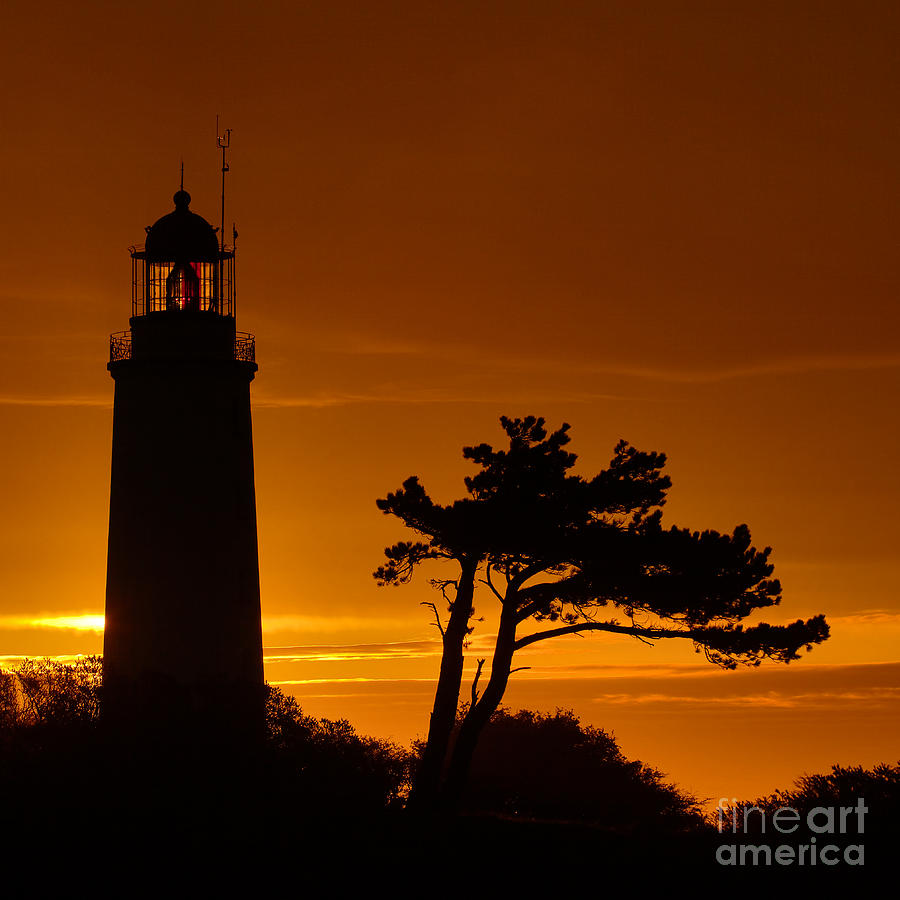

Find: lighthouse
103;183;264;735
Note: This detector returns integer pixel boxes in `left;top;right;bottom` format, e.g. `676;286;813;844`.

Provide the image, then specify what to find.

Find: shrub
457;706;706;831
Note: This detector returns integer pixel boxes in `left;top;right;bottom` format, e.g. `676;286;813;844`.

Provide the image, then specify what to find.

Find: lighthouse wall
103;354;264;727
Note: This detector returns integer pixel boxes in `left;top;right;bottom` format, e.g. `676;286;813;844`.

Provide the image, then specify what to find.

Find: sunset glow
0;615;106;633
1;0;898;816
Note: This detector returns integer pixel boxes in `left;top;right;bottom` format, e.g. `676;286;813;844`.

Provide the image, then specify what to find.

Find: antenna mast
216;116;232;252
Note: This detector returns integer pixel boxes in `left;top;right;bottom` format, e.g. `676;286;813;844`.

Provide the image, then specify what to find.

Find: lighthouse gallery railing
109;331;255;363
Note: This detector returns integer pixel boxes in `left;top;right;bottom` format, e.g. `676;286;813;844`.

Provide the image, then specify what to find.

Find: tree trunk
438;600;518;813
406;556;478;814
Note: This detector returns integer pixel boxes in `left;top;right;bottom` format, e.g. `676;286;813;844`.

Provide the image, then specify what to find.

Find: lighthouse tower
103;186;264;733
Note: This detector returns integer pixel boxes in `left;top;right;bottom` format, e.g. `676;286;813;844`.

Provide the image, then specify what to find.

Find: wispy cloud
620;354;900;384
264;666;900;713
591;687;900;709
8;349;891;413
264;639;441;663
253;387;617;408
0;396;110;408
261;614;425;633
0;654;95;665
318;331;900;385
825;609;900;627
0;611;430;639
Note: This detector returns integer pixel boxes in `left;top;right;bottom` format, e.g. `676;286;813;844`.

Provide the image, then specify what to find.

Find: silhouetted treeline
728;762;900;836
456;707;705;831
0;654;101;729
1;657;699;833
0;657;409;827
264;684;410;813
2;657;894;879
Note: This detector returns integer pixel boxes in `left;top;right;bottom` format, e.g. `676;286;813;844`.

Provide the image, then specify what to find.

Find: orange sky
1;0;898;805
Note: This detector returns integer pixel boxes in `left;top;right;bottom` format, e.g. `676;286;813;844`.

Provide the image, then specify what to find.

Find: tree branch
420;601;446;638
512;572;592;623
508;560;554;591
470;658;486;705
481;565;505;603
512;617;829;667
514;620;695;651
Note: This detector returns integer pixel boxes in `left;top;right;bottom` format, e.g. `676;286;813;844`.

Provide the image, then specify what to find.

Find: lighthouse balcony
109;325;255;364
234;333;256;362
110;331;132;362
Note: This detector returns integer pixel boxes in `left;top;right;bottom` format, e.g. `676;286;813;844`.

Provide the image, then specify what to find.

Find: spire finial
180;159;184;192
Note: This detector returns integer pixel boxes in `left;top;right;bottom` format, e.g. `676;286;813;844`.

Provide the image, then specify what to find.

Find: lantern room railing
109;330;255;364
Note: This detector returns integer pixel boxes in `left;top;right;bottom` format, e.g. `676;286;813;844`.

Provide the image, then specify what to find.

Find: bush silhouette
456;707;706;831
0;655;101;730
729;761;900;837
264;684;411;813
0;657;411;828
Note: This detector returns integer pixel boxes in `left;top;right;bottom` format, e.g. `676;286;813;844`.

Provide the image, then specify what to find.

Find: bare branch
420;601;446;638
470;658;486;705
428;578;461;611
509;666;531;675
481;564;506;604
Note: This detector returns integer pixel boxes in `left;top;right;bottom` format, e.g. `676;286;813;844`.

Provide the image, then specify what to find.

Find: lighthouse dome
144;190;220;262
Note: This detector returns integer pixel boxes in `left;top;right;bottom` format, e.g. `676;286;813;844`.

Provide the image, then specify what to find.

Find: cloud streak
0;395;110;408
0;614;105;632
590;687;900;709
253;387;618;409
8;347;894;412
261;614;427;633
264;639;441;663
579;353;900;385
318;331;900;386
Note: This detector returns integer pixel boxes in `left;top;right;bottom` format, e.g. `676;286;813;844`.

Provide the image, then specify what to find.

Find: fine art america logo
716;798;867;867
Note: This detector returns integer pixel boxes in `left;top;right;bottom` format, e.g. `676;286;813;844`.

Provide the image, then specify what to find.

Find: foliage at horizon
726;761;900;834
0;657;707;830
455;706;708;831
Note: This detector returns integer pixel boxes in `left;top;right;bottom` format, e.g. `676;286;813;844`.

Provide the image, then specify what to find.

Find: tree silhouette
264;684;411;812
460;707;706;831
729;761;900;836
375;415;830;813
0;655;101;731
374;414;602;809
